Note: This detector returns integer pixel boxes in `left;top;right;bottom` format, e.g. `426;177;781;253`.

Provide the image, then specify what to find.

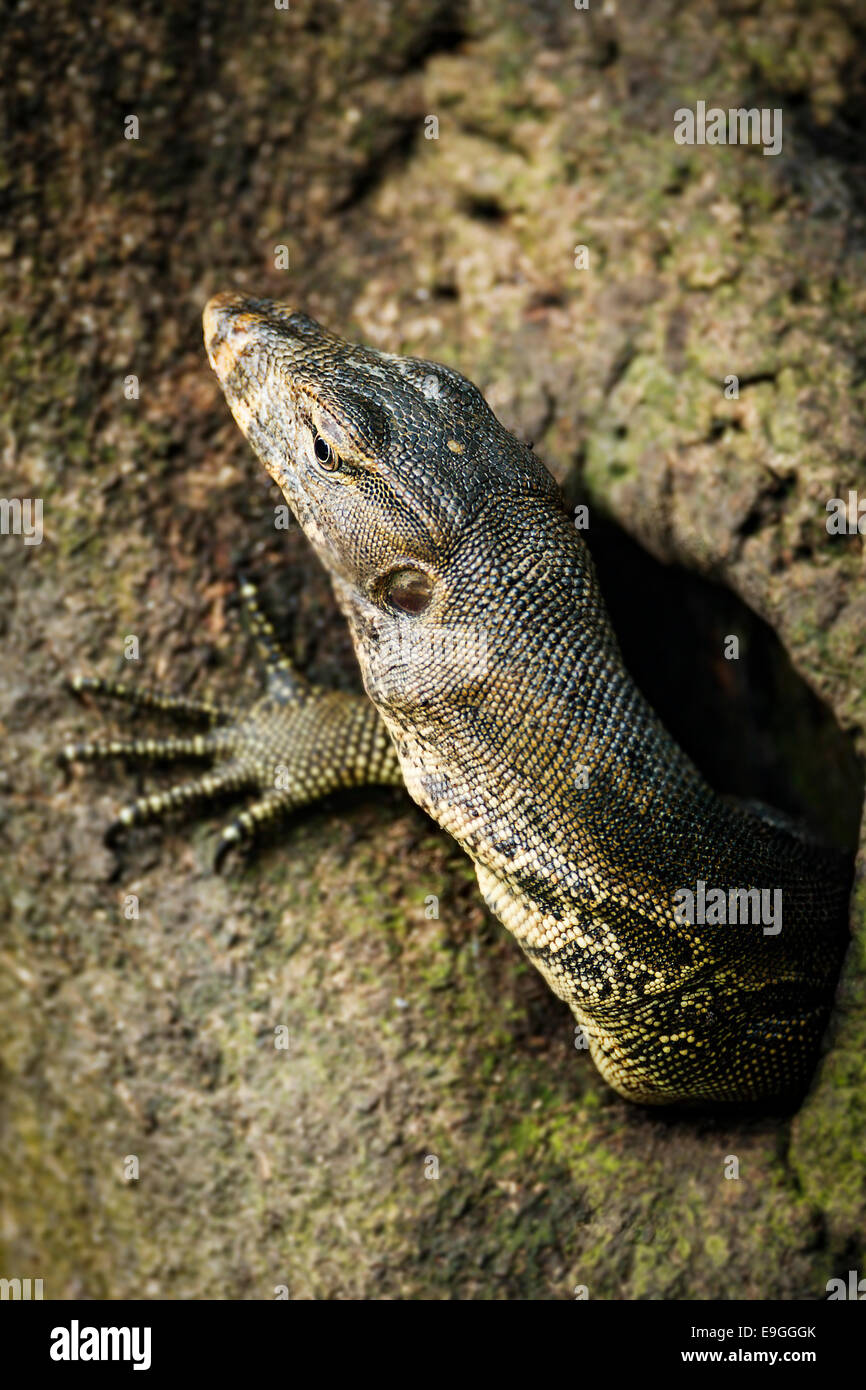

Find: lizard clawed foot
61;577;402;865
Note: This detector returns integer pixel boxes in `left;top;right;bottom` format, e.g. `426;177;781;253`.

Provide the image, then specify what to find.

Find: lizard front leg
60;578;403;865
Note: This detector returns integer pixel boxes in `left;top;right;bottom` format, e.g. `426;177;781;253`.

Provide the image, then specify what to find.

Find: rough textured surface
2;0;865;1297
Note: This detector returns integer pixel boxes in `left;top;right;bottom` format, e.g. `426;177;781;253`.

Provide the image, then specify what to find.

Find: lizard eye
312;430;339;471
383;568;434;615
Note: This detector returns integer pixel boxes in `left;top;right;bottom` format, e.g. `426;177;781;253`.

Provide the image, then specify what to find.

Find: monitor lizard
62;293;852;1107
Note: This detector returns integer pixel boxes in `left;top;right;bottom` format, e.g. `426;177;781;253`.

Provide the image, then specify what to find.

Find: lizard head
203;293;568;715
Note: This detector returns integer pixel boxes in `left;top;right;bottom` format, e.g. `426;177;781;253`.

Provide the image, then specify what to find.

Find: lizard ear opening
381;568;434;615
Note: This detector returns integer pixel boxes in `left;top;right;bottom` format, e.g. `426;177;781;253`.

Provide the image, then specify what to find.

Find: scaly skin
64;293;852;1107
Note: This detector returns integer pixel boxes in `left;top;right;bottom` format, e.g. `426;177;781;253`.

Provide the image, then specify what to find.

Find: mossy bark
2;0;864;1297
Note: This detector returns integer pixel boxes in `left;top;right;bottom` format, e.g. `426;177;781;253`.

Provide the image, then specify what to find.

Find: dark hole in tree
461;194;508;223
586;517;863;854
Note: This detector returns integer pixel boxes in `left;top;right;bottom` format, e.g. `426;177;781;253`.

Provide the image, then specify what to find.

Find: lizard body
64;294;852;1107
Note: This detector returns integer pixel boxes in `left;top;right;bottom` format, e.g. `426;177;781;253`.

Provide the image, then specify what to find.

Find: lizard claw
61;579;402;856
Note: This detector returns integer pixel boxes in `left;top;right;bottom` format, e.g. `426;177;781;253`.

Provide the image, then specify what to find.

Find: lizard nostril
203;296;253;356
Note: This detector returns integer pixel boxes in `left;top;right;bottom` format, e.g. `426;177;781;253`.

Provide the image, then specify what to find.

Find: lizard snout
203;293;256;379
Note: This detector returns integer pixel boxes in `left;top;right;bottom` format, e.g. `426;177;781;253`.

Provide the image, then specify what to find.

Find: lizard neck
343;490;845;987
347;494;725;886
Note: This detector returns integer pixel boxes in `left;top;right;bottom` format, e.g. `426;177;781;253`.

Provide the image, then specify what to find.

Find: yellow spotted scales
63;294;852;1107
